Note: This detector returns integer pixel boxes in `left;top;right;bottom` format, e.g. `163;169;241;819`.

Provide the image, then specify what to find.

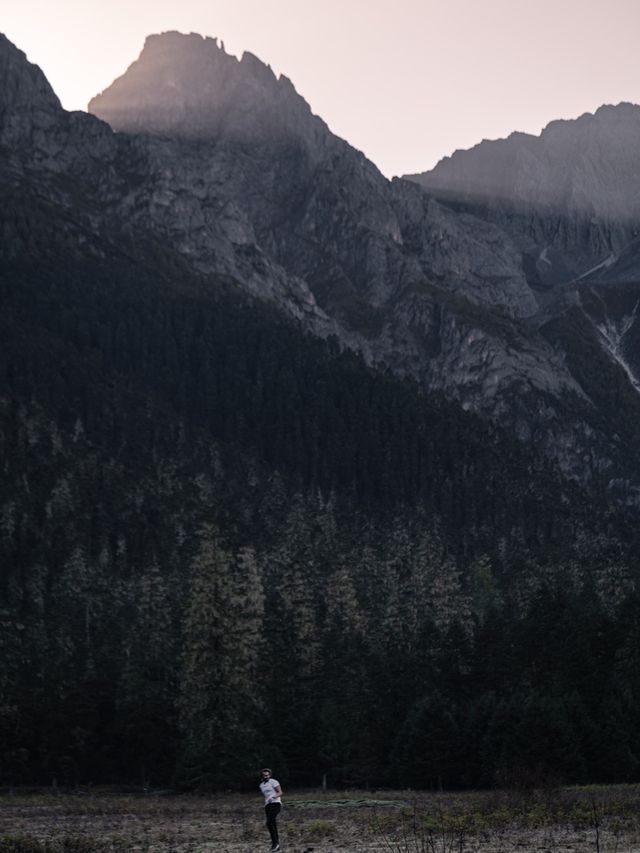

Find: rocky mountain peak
406;102;640;226
0;33;63;145
88;30;328;150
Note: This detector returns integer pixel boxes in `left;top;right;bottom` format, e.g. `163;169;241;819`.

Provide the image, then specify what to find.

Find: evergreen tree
177;527;264;788
117;559;178;785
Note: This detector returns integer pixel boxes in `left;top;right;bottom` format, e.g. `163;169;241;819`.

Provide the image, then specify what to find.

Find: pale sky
3;0;640;177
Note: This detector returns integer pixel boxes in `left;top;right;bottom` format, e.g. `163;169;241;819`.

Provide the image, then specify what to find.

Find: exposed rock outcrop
406;104;640;287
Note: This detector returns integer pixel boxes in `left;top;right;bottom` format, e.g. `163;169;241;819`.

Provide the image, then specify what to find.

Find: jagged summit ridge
405;102;640;291
406;102;640;225
88;30;327;149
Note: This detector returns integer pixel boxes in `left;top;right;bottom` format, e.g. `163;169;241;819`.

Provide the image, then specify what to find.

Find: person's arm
273;782;282;797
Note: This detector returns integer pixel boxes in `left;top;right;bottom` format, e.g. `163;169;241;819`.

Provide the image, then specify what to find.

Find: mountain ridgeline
405;104;640;283
88;33;640;504
1;31;640;790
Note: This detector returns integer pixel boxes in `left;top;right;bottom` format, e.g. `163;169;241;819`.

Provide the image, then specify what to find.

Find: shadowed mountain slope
86;34;640;504
4;31;640;504
2;30;640;793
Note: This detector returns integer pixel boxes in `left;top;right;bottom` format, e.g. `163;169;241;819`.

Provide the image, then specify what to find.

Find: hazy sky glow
4;0;640;176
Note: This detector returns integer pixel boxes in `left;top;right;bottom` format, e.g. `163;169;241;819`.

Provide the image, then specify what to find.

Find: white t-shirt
260;777;282;805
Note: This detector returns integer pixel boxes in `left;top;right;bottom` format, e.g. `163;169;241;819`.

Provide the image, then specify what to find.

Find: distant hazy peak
0;32;62;115
88;30;328;148
406;102;640;222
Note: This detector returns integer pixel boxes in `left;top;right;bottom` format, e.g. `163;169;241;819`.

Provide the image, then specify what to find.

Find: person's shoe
271;845;281;852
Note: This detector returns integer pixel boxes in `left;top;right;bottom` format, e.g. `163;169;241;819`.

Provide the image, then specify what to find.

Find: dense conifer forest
1;189;639;791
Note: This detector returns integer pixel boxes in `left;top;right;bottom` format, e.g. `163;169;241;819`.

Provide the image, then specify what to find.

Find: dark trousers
265;802;281;846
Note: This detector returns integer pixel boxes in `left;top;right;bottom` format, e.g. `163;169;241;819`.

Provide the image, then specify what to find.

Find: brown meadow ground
1;785;640;853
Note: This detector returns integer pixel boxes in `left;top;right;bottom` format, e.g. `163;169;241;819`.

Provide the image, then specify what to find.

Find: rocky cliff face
5;31;640;504
402;103;640;500
88;32;538;321
0;33;61;127
406;105;640;287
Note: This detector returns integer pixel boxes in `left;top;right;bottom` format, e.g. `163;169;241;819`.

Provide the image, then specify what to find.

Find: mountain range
82;32;640;505
4;31;640;502
2;30;640;789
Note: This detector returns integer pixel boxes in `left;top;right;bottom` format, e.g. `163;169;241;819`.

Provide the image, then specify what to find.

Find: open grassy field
1;785;640;853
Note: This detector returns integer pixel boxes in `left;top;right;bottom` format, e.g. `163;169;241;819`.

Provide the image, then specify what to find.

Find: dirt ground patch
1;786;640;852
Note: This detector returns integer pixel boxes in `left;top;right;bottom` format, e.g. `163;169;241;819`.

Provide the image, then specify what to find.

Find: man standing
259;767;283;852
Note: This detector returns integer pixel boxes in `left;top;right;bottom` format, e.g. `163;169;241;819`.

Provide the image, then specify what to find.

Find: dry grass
1;785;640;853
